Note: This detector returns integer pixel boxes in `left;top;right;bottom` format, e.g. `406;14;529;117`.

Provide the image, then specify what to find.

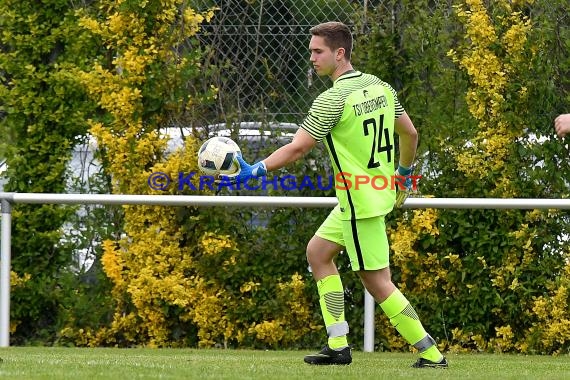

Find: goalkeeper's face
309;35;338;77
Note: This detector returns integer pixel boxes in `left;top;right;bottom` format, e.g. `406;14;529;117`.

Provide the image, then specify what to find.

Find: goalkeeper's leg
315;273;349;350
304;233;352;365
359;269;446;366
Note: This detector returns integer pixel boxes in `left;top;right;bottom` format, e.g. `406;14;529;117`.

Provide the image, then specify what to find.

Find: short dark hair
310;21;353;60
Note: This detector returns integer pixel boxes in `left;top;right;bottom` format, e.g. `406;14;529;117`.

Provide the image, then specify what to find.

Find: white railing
1;193;570;350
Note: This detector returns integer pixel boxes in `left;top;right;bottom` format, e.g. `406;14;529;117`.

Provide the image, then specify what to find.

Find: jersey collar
334;70;361;85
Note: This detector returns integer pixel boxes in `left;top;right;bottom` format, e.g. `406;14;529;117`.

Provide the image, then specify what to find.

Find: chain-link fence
192;0;569;131
194;0;361;126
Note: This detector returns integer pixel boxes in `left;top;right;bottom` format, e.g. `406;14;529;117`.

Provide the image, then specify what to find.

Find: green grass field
0;347;569;380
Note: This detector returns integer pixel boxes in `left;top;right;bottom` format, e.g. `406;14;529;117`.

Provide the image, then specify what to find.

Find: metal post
0;199;12;347
363;289;375;352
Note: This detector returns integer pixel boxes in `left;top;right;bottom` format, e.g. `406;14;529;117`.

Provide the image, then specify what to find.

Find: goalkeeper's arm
223;128;317;184
394;112;418;168
261;128;316;172
394;112;419;208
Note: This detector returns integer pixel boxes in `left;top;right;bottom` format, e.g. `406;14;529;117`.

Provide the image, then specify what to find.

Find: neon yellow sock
420;345;443;362
328;336;348;349
317;275;349;349
380;288;442;362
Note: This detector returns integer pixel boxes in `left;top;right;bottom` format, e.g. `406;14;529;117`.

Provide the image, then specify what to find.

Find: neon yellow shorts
315;205;390;271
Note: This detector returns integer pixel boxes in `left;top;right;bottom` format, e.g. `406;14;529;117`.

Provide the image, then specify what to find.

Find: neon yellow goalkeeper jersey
301;71;404;220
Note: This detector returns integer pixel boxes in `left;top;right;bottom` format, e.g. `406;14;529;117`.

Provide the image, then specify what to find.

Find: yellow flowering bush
390;208;441;290
448;0;533;196
417;0;570;355
521;259;570;355
8;272;31;333
273;274;321;346
58;1;226;347
249;321;285;347
10;271;31;288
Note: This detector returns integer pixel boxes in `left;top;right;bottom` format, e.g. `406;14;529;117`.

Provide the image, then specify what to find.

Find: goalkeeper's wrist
252;160;267;177
397;163;413;176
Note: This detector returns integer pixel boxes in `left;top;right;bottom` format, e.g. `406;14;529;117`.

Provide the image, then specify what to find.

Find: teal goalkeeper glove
394;164;415;208
221;155;267;185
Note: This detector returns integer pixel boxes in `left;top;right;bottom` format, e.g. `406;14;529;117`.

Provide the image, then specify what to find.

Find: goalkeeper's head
309;22;353;61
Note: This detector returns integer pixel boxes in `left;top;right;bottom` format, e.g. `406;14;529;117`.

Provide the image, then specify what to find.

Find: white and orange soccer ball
197;136;241;177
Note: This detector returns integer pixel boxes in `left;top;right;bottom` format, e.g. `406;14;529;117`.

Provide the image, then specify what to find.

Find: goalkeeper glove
394;164;415;208
221;155;267;185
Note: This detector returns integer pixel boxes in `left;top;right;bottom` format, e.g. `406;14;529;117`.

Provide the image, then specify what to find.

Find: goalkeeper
224;21;447;368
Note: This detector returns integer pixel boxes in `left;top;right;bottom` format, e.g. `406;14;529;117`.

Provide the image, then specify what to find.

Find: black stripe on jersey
336;71;362;83
325;134;365;270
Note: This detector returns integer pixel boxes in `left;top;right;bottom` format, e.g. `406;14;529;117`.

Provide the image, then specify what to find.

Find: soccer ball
197;136;241;176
